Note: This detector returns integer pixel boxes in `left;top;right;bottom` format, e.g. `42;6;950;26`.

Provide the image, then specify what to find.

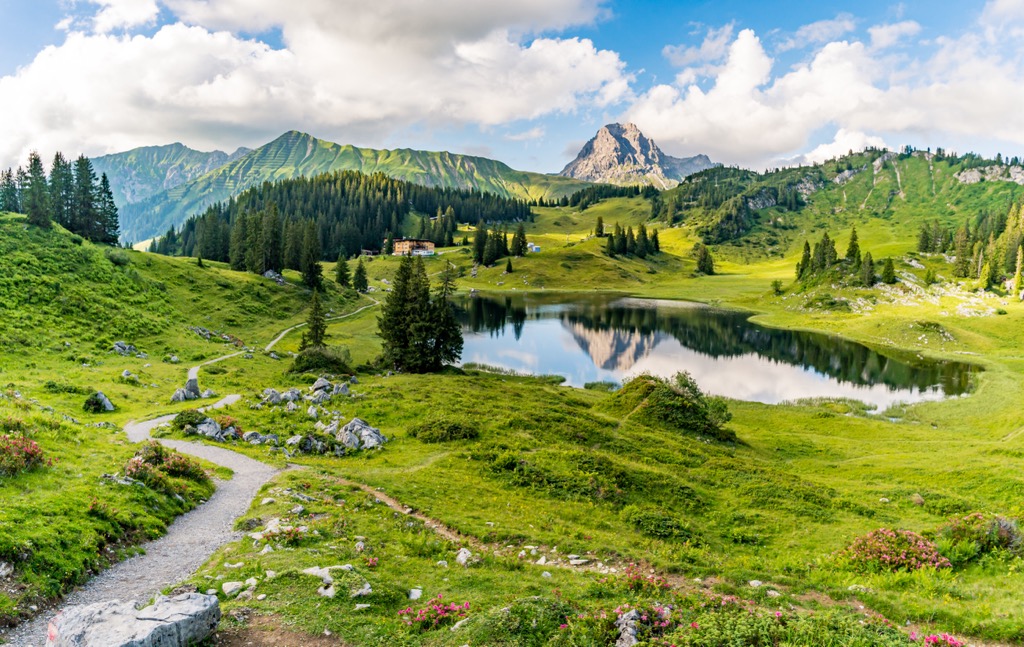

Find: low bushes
935;512;1022;567
171;409;207;431
409;416;479;443
0;434;51;476
836;528;950;573
601;372;734;441
123;441;210;495
289;346;352;374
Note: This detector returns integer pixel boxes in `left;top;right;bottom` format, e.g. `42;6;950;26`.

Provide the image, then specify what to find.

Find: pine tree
353;258;368;293
197;254;204;268
694;243;715;275
505;258;513;273
881;257;897;284
299;289;327;351
636;224;649;259
614;224;626;255
378;255;416;370
96;173;119;244
651;229;660;253
1014;245;1023;300
384;231;395;255
300;221;323;290
0;169;19;213
72;155;97;238
953;224;972;278
335;256;351;288
797;240;812;279
845;226;861;267
283;219;303;271
229;214;248;271
606;234;616;257
861;252;875;286
261;206;282;273
595;215;604;237
473;221;488;264
49;152;74;229
24;152;50;228
483;231;500;266
511;222;527;256
917;224;933;253
429;263;463;370
625;227;636;255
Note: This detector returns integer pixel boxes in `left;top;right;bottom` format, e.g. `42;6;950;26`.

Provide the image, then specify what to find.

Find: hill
91;142;250;207
116;131;590;243
560;122;717;188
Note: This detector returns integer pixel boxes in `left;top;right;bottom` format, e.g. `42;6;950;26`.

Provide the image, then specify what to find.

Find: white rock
455;548;473;566
0;562;12;579
244;578;258;588
224;562;244;569
256;594;267;601
222;582;244;597
45;593;220;647
409;588;422;600
536;556;547;565
351;582;372;598
354;604;371;611
318;584;336;598
261;497;276;505
541;571;552;578
749;580;763;588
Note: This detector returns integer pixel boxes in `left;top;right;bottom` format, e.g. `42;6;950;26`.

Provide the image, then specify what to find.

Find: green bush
105;249;130;266
410;416;480;443
620;504;697;540
82;392;113;413
602;372;734;441
583;381;618;392
289;346;352;374
43;380;91;395
936;512;1022;567
171;409;207;431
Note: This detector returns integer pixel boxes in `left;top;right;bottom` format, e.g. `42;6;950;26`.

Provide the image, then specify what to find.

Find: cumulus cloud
90;0;160;33
662;23;734;67
0;0;628;167
624;10;1024;168
786;129;889;166
868;20;921;49
777;13;856;51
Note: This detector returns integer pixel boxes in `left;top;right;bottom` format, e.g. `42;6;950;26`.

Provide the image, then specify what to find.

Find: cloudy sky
2;1;1023;173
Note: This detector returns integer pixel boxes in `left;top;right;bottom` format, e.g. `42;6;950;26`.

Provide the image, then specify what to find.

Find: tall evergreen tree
614;223;626;254
72;155;97;238
1014;245;1024;300
861;252;875;286
953;223;972;278
595;215;604;237
694;243;715;275
473;220;488;264
353;258;368;293
429;262;463;370
378;255;417;370
635;224;649;259
625;227;636;255
606;233;616;257
335;256;351;288
511;222;527;257
49;152;74;229
845;226;861;267
384;231;395;255
797;240;812;279
260;206;283;273
299;289;327;351
881;257;897;284
0;169;19;213
96;173;120;244
483;230;500;266
651;228;660;253
24;152;50;228
229;214;248;271
300;221;323;290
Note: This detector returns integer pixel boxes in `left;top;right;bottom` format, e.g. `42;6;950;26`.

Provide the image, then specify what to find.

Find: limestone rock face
45;593;219;647
559;123;716;189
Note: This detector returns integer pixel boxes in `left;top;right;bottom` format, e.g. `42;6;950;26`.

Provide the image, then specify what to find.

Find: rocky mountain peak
559;122;717;189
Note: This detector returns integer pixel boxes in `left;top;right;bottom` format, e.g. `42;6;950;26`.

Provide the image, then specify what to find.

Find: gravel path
3;400;273;646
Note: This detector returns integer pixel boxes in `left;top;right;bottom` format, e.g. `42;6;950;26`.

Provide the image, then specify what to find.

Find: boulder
307;406;318;419
121;370;133;379
336;418;386;451
333;383;350;396
349;376;358;384
170;389;191;403
45;593;219;647
112;341;137;356
285;401;297;413
89;392;116;412
614;609;640;647
262;388;282;405
281;388;302;402
201;389;216;399
311;391;332;405
184;378;201;399
455;548;473;566
312;377;332;392
196;418;222;439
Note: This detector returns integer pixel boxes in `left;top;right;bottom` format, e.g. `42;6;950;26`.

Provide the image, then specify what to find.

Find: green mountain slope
91;142;250;208
118;131;589;242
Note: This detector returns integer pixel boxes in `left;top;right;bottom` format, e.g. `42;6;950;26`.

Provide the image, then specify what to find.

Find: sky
1;1;1024;174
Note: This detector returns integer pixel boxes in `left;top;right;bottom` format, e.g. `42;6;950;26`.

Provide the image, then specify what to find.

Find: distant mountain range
100;131;590;243
559;123;717;189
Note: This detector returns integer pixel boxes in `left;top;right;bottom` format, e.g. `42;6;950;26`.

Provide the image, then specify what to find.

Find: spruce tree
614;224;626;254
505;258;513;273
378;255;416;370
511;222;527;256
861;252;876;286
96;173;119;244
595;215;604;237
261;206;282;273
845;226;861;267
429;262;463;370
384;231;395;255
606;234;616;257
49;152;74;229
881;257;897;284
483;231;500;266
797;240;812;279
625;227;636;255
24;152;50;229
335;256;351;288
953;224;972;278
300;221;323;290
299;289;327;351
694;243;715;275
473;221;488;264
651;229;660;253
636;224;649;259
0;169;19;213
353;258;368;293
72;155;97;238
229;214;248;271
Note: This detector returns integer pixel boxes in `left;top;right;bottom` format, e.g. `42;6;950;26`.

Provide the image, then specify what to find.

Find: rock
244;577;258;588
409;588;422;600
286;435;303;447
222;582;244;597
256;594;267;601
336;418;387;451
171;388;193;403
748;580;763;588
169;355;180;364
436;560;448;568
312;377;332;392
259;545;274;555
317;584;336;598
307;405;318;419
291;505;305;515
879;497;890;503
311;391;332;405
614;609;641;647
112;341;137;356
224;562;244;569
355;541;365;552
351;582;372;598
45;593;219;647
766;590;781;598
261;497;275;506
184;378;201;398
262;269;286;285
269;352;280;361
243;431;262;443
201;389;216;399
349;376;359;384
569;559;589;566
0;562;12;579
455;548;473;566
89;392;116;412
536;556;547;565
281;388;302;402
541;571;551;578
354;604;371;611
285;401;297;412
333;383;350;396
196;418;222;439
121;369;133;379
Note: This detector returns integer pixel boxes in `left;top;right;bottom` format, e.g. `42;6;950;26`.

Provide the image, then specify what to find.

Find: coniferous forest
152;170;531;272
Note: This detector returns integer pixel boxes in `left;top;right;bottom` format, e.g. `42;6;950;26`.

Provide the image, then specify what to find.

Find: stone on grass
409;589;422;600
0;562;12;579
317;584;336;598
336;418;387;450
184;378;201;399
45;593;219;647
221;582;243;597
351;582;372;598
748;580;763;588
614;609;640;647
312;377;332;392
455;548;473;566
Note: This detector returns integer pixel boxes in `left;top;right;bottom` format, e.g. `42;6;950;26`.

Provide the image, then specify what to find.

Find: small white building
528;243;541;253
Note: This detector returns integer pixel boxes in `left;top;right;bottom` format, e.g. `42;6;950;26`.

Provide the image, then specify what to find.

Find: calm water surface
455;293;976;408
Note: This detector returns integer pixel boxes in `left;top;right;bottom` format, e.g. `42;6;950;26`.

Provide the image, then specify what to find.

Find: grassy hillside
91;142;249;207
118;131;590;243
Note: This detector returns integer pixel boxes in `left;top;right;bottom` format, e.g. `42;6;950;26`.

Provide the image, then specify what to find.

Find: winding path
5;298;380;646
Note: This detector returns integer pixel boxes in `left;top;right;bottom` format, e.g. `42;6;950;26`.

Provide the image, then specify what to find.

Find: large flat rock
46;593;219;647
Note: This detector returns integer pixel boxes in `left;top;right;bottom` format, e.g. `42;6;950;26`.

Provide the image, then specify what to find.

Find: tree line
154;170;532;264
601;220;661;259
1;152;119;243
796;227;896;286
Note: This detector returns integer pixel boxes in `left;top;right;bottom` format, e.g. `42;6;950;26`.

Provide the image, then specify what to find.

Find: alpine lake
455;292;977;410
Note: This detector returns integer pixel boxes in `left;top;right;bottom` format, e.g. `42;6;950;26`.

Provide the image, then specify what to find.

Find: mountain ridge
560;122;717;189
114;131;590;242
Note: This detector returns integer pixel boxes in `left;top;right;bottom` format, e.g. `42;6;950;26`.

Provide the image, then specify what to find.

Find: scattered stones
615;608;640;647
351;582;372;598
112;341;137;356
46;593;219;647
455;548;473;567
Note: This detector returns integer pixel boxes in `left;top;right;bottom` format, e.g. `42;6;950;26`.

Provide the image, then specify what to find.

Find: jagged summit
559;122;716;189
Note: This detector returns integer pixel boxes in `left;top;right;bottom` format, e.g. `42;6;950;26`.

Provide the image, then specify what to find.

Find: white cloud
868;20;921;49
625;15;1024;168
0;0;629;167
90;0;160;33
662;23;734;67
504;126;546;141
777;13;856;51
787;129;889;166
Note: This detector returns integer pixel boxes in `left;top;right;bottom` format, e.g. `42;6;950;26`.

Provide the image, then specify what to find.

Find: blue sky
1;1;1021;173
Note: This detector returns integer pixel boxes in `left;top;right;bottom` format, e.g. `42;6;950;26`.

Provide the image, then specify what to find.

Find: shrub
619;505;697;540
935;512;1022;567
410;417;480;443
105;248;130;266
161;453;208;482
0;434;51;476
603;372;734;441
289;346;352;374
42;380;91;395
172;409;207;431
399;595;470;631
83;392;113;413
837;528;951;573
124;441;209;492
583;381;618;392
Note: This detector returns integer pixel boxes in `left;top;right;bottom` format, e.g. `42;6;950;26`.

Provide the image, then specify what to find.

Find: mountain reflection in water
455;293;976;408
